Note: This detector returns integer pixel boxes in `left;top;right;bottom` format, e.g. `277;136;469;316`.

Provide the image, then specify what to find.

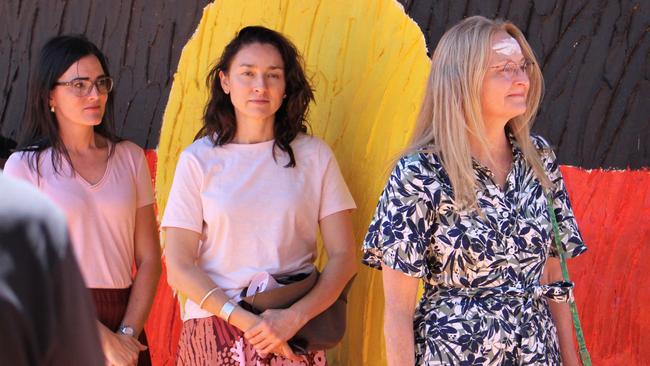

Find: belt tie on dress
433;280;574;303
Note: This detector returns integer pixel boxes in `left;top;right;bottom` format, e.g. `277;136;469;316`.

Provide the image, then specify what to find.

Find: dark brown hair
198;26;314;167
17;34;120;176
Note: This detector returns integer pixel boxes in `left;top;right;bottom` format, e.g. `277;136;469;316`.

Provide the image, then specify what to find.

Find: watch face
119;325;135;337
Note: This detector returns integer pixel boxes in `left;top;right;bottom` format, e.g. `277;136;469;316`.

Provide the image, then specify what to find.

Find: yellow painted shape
155;1;430;365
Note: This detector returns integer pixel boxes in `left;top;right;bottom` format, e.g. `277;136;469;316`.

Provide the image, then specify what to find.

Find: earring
283;94;287;99
50;106;55;113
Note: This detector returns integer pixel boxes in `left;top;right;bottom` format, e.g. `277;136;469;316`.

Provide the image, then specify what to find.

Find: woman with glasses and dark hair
162;26;357;365
362;16;586;365
4;34;161;366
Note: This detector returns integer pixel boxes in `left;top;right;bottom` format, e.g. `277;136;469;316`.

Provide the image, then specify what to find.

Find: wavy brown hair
197;26;314;167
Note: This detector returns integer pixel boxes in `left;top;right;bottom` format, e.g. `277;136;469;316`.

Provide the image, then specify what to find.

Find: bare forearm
381;265;420;366
289;253;357;326
123;204;162;335
543;258;579;365
167;260;260;332
121;258;161;335
289;211;357;326
384;313;416;366
548;301;579;365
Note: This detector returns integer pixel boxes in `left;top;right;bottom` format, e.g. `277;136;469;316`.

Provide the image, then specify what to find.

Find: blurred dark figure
0;135;16;169
0;172;103;365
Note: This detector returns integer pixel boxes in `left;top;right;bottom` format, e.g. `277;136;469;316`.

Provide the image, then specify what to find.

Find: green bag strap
547;194;592;366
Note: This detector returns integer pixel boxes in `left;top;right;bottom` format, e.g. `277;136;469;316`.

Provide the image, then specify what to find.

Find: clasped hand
102;331;147;366
244;308;305;361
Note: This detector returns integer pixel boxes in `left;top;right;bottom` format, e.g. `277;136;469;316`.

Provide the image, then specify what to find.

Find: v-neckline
472;158;515;194
471;132;520;194
69;146;114;189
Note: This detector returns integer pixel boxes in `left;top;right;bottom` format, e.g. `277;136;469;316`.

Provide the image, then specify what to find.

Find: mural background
0;0;648;365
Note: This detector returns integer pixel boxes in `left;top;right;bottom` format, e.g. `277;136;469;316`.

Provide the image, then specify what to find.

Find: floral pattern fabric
362;134;587;365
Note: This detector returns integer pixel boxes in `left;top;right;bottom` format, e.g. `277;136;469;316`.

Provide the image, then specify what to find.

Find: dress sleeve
361;155;437;278
318;145;356;220
160;151;204;234
540;140;587;259
134;148;155;208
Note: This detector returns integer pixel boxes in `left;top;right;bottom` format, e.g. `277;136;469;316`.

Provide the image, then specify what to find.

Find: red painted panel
144;261;182;365
143;150;183;365
144;150;158;184
561;166;650;365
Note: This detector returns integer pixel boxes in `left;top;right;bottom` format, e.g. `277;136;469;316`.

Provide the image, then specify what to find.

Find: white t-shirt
161;134;356;321
4;141;155;288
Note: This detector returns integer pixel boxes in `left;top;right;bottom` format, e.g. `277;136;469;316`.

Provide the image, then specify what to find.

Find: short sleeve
134;148;155;208
160;151;204;234
361;155;437;278
536;136;587;259
3;152;37;186
318;145;356;220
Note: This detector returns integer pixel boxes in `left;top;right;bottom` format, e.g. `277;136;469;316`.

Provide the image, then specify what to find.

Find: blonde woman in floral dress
363;16;587;366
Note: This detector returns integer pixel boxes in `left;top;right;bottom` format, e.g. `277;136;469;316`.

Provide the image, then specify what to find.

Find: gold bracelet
198;286;220;309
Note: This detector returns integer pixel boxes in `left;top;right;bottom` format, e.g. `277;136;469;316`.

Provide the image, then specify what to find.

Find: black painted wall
0;0;212;154
1;0;647;169
400;0;649;169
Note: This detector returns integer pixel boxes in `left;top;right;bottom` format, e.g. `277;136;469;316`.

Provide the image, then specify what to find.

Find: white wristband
219;301;237;322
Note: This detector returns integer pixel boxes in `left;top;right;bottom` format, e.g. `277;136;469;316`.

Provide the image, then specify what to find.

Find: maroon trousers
90;288;152;366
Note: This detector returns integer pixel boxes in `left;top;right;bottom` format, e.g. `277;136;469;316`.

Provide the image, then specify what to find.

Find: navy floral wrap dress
362;134;587;365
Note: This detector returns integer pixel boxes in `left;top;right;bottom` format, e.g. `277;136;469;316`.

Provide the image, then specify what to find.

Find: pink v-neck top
161;134;356;321
4;141;155;288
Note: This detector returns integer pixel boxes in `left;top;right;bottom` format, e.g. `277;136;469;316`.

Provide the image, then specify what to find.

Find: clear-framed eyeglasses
54;76;114;97
489;59;535;79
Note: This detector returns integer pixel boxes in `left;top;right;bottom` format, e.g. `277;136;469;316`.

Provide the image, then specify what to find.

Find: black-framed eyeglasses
489;59;535;79
54;76;114;97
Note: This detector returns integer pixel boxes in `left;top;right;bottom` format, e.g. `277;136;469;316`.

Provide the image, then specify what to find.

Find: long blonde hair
405;15;551;210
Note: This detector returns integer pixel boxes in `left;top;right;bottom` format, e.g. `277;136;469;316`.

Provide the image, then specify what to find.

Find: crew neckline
224;138;275;150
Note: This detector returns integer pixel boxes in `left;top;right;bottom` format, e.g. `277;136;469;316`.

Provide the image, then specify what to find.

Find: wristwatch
117;325;135;337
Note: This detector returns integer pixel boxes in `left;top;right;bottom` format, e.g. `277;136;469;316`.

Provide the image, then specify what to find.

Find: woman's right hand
99;326;147;366
231;309;301;361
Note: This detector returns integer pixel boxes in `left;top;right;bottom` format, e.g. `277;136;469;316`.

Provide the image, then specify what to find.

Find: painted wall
0;0;211;148
1;1;648;365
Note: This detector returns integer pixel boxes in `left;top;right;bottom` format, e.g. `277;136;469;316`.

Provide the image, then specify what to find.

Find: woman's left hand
244;308;305;356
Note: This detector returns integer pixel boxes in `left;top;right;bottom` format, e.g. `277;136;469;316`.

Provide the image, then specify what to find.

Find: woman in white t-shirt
162;26;357;365
4;35;161;366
